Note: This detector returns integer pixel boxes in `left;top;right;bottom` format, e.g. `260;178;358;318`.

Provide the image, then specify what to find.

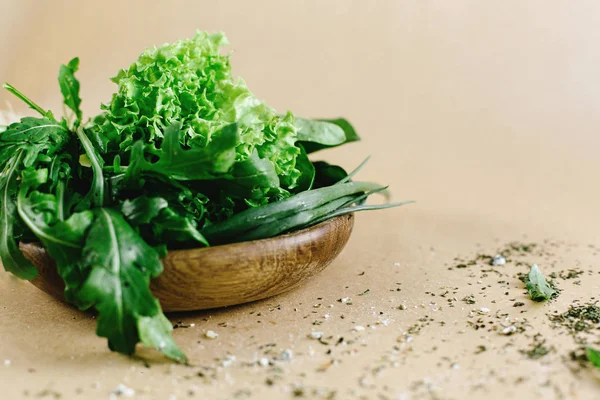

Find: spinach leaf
0;150;38;279
292;144;315;192
526;264;556;302
58;58;83;124
312;161;348;188
76;209;186;362
297;117;360;154
296;118;346;146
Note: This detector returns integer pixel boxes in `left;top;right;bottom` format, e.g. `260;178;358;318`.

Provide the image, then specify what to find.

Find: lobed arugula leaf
126;122;238;183
121;196;168;227
0;117;69;168
76;209;186;362
151;207;208;247
16;167;92;303
58;57;83;124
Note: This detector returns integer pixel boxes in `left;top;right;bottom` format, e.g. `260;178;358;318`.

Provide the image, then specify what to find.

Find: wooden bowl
20;214;354;312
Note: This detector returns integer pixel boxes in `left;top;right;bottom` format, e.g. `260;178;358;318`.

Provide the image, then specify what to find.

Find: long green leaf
2;83;49;117
201;181;384;242
0;150;38;279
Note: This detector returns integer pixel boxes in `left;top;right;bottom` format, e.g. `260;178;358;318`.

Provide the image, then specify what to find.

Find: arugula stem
75;127;104;208
56;180;66;221
2;83;48;117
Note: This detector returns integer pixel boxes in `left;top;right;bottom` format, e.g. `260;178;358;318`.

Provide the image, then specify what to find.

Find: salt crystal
478;307;490;314
353;326;365;332
310;332;324;340
221;354;236;367
258;357;270;367
112;383;135;398
205;330;218;339
3;360;10;366
492;255;506;266
278;349;293;361
500;325;517;335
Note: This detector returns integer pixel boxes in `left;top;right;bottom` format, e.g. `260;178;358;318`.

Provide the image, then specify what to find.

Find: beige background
1;1;600;399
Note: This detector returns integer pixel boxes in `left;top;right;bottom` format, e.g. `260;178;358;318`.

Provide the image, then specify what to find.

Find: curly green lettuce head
98;31;300;192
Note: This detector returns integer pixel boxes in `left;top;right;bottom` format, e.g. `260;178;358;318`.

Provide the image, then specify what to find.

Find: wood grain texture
20;214;354;312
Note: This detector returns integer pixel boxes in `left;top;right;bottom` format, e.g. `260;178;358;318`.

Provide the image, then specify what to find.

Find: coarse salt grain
278;349;293;361
221;354;236;367
310;332;324;340
205;330;218;339
112;383;135;398
500;325;517;335
258;357;270;367
492;255;506;266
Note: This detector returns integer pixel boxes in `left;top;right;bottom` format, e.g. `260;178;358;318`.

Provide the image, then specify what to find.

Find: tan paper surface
1;1;599;399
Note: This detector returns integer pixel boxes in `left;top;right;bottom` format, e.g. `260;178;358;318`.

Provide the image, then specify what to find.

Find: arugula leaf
76;208;185;362
58;57;83;124
0;117;69;167
0;150;38;279
526;264;556;302
127;122;238;182
121;196;168;227
297;117;360;154
151;207;208;247
16;167;94;303
586;347;600;368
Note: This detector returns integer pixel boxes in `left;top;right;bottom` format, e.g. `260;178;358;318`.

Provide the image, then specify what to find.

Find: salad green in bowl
0;31;409;362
